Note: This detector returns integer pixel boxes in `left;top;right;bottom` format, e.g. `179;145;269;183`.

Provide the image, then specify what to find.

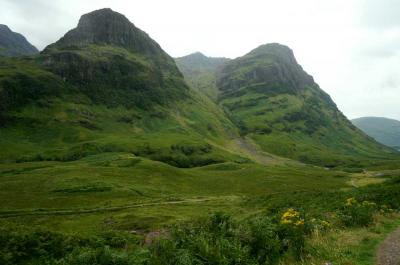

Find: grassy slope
221;88;398;167
216;44;400;167
300;215;400;265
1;37;399;265
0;153;348;234
175;52;229;101
0;51;246;168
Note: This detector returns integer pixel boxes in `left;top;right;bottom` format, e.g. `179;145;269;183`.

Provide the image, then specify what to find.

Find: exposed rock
39;8;188;108
44;8;162;56
217;43;315;95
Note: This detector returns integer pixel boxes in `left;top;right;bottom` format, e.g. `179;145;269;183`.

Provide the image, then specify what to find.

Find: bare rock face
0;24;38;56
217;43;315;95
44;8;162;56
38;8;188;109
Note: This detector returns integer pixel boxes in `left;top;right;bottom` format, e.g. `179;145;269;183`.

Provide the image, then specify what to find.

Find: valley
0;7;399;265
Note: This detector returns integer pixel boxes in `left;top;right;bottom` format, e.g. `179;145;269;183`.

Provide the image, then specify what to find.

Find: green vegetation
1;171;399;264
1;8;400;265
215;43;399;167
175;52;229;101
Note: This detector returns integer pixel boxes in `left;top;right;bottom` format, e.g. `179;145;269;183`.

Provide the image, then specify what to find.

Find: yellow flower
362;201;376;207
345;197;357;207
280;219;293;224
282;208;298;218
281;208;304;227
295;220;304;226
321;220;330;227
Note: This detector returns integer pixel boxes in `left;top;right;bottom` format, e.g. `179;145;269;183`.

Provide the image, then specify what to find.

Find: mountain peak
77;8;127;29
249;43;298;66
218;43;314;93
45;8;161;55
189;51;207;58
0;24;11;31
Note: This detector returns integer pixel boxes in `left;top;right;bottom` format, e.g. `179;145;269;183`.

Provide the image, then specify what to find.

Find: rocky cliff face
40;8;188;108
217;44;315;96
44;8;161;56
214;43;395;166
0;25;38;56
0;9;237;166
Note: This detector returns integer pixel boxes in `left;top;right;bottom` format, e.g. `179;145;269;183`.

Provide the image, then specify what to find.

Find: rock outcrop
44;8;161;56
217;43;315;96
40;8;188;108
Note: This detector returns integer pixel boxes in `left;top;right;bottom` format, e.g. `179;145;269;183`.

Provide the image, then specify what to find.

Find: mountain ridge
0;8;398;169
175;52;230;100
0;24;39;56
352;116;400;150
0;8;241;167
38;8;189;109
177;43;398;167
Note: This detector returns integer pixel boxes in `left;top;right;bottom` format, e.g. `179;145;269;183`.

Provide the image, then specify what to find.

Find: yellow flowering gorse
280;208;304;227
345;197;357;207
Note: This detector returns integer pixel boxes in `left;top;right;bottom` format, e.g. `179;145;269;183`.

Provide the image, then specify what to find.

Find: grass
295;214;400;265
1;160;399;264
1;39;400;264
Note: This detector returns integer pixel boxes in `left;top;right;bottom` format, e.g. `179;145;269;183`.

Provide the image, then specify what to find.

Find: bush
277;208;306;259
149;212;256;265
339;198;376;227
240;217;281;264
60;246;149;265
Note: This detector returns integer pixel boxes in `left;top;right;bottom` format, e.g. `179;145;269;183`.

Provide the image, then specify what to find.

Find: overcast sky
1;0;399;120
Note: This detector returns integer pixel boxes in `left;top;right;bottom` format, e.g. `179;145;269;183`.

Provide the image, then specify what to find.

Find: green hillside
352;117;400;150
175;52;229;100
215;43;398;167
0;9;242;168
1;8;400;265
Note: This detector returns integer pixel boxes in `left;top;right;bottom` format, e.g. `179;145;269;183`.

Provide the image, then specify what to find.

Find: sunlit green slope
0;9;240;167
215;43;399;167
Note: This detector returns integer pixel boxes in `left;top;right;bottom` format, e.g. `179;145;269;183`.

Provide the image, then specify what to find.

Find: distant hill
352;117;400;150
175;52;229;100
0;24;38;56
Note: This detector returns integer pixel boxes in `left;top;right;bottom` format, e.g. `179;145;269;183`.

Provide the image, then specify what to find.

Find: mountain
1;9;398;169
352;117;400;150
40;8;189;108
175;52;229;100
214;43;397;167
0;9;240;167
0;24;38;56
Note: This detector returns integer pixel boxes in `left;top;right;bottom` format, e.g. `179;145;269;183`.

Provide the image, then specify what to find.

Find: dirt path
0;196;237;218
376;227;400;265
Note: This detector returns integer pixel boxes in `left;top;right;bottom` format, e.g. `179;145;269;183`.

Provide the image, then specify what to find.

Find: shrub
339;198;376;227
240;217;281;264
277;208;306;259
150;213;256;265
